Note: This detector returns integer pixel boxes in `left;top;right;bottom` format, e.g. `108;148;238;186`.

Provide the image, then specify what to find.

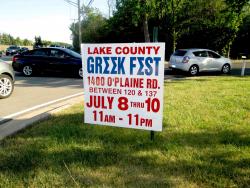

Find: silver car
169;49;232;76
0;60;15;99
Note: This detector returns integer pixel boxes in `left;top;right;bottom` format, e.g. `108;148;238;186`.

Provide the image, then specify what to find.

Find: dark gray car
6;45;20;56
0;60;15;99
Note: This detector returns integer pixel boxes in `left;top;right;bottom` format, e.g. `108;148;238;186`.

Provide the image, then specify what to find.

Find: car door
207;51;222;71
48;49;74;74
192;51;210;71
24;49;50;72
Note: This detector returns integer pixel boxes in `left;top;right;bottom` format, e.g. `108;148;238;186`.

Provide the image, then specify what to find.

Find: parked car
6;45;20;56
169;49;232;76
0;59;15;99
19;47;29;53
12;47;83;78
49;44;61;48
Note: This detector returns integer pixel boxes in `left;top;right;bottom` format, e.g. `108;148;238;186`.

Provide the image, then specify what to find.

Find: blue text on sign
87;56;161;76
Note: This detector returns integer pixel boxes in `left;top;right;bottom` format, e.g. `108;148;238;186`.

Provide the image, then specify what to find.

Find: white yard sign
81;43;165;131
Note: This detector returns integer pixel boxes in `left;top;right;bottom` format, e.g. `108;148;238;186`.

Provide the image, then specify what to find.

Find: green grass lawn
0;76;250;187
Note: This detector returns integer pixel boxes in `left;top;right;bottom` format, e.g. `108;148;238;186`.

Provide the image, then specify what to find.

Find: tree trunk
143;14;150;42
173;28;176;52
227;44;231;58
171;0;177;52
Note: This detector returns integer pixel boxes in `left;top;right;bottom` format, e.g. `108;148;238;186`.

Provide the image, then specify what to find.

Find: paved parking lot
164;61;250;77
0;55;12;62
1;55;249;119
0;73;83;118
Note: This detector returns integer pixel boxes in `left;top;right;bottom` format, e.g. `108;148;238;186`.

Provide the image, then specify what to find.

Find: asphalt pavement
0;55;12;61
1;55;249;120
0;55;249;139
0;56;250;119
164;61;250;76
0;73;83;118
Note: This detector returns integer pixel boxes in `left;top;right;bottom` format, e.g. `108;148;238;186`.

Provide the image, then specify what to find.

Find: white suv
169;49;232;76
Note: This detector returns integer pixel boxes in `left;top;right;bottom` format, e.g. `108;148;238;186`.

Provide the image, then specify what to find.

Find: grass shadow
0;110;250;187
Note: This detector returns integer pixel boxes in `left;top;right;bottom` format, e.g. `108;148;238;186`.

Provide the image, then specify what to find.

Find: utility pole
64;0;94;50
64;0;81;49
77;0;81;49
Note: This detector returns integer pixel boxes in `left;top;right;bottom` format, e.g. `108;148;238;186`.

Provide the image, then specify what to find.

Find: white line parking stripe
0;92;83;123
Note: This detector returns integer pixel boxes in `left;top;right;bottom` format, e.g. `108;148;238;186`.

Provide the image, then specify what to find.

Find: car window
63;49;81;58
50;49;69;58
23;50;33;55
207;51;221;58
30;49;49;56
193;51;208;57
173;50;187;56
22;51;29;55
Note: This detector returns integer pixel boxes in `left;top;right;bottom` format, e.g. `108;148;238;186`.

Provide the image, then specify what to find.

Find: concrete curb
0;94;83;140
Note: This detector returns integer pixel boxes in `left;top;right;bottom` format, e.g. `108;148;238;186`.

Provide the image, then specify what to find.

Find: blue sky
0;0;109;44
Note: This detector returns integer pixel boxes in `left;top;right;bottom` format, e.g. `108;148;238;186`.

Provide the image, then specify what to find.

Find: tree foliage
34;36;43;48
70;0;250;58
0;33;33;46
115;0;167;42
70;6;107;51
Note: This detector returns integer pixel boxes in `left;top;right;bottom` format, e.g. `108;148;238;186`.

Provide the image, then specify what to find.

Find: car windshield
8;46;17;49
173;50;187;56
63;49;81;58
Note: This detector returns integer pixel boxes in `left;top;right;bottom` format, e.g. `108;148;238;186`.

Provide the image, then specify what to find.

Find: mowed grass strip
0;76;249;187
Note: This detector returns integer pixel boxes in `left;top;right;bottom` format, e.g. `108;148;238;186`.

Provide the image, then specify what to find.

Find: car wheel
189;65;199;76
78;67;83;78
23;65;33;76
221;64;231;74
0;74;14;99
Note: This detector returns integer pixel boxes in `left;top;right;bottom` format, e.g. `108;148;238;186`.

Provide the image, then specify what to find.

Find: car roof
8;45;19;48
31;47;81;58
33;47;71;52
177;48;215;52
34;47;64;50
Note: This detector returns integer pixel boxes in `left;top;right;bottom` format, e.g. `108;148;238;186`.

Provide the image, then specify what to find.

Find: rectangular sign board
81;43;165;131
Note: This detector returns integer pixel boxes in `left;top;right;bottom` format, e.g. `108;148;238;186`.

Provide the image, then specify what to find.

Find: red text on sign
86;95;114;109
88;47;112;54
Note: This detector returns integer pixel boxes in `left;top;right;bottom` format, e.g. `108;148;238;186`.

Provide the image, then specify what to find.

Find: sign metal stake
150;131;155;141
149;27;159;141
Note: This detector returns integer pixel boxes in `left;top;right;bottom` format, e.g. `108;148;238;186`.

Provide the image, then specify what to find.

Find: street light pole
78;0;81;49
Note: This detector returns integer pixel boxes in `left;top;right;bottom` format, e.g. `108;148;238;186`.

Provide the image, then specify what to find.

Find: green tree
222;0;250;56
23;39;33;46
164;0;249;56
116;0;167;42
70;6;107;51
170;0;227;51
34;36;43;48
166;0;186;52
15;37;22;45
68;0;250;58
